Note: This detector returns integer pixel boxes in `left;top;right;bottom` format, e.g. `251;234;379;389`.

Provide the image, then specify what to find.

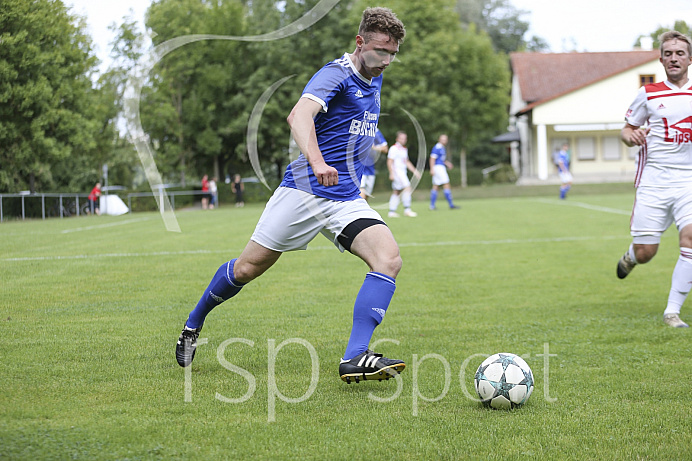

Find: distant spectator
201;175;211;210
232;174;244;207
209;177;218;209
88;182;101;215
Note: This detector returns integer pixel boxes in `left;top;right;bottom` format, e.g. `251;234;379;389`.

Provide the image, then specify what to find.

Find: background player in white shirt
176;7;412;380
428;134;459;210
359;128;388;201
617;30;692;328
387;131;421;217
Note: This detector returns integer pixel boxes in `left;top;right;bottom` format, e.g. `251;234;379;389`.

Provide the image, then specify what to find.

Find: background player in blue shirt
176;7;408;384
557;143;572;199
429;134;459;210
360;128;388;201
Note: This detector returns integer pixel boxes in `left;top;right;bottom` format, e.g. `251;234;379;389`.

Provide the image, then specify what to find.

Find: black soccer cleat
176;324;201;367
339;349;406;384
616;252;637;279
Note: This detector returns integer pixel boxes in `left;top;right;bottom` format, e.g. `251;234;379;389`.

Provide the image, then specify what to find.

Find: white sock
664;248;692;316
402;190;412;209
627;243;638;264
389;194;400;212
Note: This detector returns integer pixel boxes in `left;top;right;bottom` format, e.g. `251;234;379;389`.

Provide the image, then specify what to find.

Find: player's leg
176;242;281;367
617;187;669;279
359;174;373;201
388;189;401;217
617;241;659;279
187;241;281;327
176;187;321;367
336;218;405;382
402;186;416;217
430;184;439;210
443;183;458;209
664;208;692;327
559;171;572;199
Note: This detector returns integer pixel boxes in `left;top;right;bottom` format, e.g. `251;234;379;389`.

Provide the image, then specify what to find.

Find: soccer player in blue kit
360;128;388;201
428;134;459;210
176;7;409;383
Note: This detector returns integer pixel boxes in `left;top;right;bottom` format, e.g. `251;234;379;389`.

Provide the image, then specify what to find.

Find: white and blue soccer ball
474;352;534;410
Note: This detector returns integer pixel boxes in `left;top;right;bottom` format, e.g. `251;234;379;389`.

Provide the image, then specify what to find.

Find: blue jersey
430;142;446;166
557;150;570;173
363;128;387;176
281;53;382;201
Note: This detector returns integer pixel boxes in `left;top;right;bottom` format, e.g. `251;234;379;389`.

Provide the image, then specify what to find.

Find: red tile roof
510;50;659;113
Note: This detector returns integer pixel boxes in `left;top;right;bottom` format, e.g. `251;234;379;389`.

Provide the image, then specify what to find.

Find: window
602;136;621;161
576;137;596;160
639;74;655;86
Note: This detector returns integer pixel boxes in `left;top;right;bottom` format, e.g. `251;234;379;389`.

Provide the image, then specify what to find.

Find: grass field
1;185;690;460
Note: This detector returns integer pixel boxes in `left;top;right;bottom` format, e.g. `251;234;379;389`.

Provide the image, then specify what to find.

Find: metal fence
0;190;211;222
0;193;92;222
126;190;208;212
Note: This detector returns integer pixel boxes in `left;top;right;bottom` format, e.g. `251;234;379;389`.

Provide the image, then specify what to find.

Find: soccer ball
474;352;534;410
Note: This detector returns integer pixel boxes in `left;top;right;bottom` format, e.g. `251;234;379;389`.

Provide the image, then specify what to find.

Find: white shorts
360;175;375;196
432;164;450;186
631;184;692;244
251;186;384;253
391;169;411;191
559;171;573;183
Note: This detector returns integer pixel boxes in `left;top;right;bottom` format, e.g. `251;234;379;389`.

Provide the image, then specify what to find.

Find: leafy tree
234;0;354;183
114;0;512;191
0;0;100;192
139;0;250;186
638;20;692;49
350;0;509;175
455;0;547;53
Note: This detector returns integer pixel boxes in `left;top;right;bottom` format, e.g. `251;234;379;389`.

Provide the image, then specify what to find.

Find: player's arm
287;97;338;187
406;159;422;179
387;157;395;180
376;142;389;153
444;160;453;170
621;123;647;147
429;156;435;174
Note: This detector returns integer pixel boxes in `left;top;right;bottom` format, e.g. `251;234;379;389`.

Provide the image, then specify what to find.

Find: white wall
523;59;663;181
533;60;662;125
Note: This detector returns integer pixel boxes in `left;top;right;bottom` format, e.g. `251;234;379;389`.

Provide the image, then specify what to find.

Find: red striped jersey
625;80;692;187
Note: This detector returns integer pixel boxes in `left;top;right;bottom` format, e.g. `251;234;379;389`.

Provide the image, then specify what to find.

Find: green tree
0;0;100;192
138;0;248;186
638;20;692;49
353;0;509;175
455;0;547;53
233;0;354;183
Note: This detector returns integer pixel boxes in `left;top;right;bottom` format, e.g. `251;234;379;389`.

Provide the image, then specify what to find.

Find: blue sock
560;185;571;199
430;189;438;208
186;259;245;329
343;272;396;360
444;189;454;207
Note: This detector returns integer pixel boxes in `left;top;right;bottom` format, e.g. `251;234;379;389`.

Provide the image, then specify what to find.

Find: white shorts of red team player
630;183;692;245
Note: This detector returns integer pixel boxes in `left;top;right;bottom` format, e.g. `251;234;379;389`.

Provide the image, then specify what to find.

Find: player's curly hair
358;7;405;44
658;30;692;57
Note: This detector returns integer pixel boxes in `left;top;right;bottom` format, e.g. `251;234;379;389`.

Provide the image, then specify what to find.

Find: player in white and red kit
616;30;692;328
387;131;421;217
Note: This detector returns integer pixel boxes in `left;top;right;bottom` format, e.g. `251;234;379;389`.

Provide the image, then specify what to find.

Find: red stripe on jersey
644;81;692;99
634;143;647;188
644;82;670;92
647;92;692;100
